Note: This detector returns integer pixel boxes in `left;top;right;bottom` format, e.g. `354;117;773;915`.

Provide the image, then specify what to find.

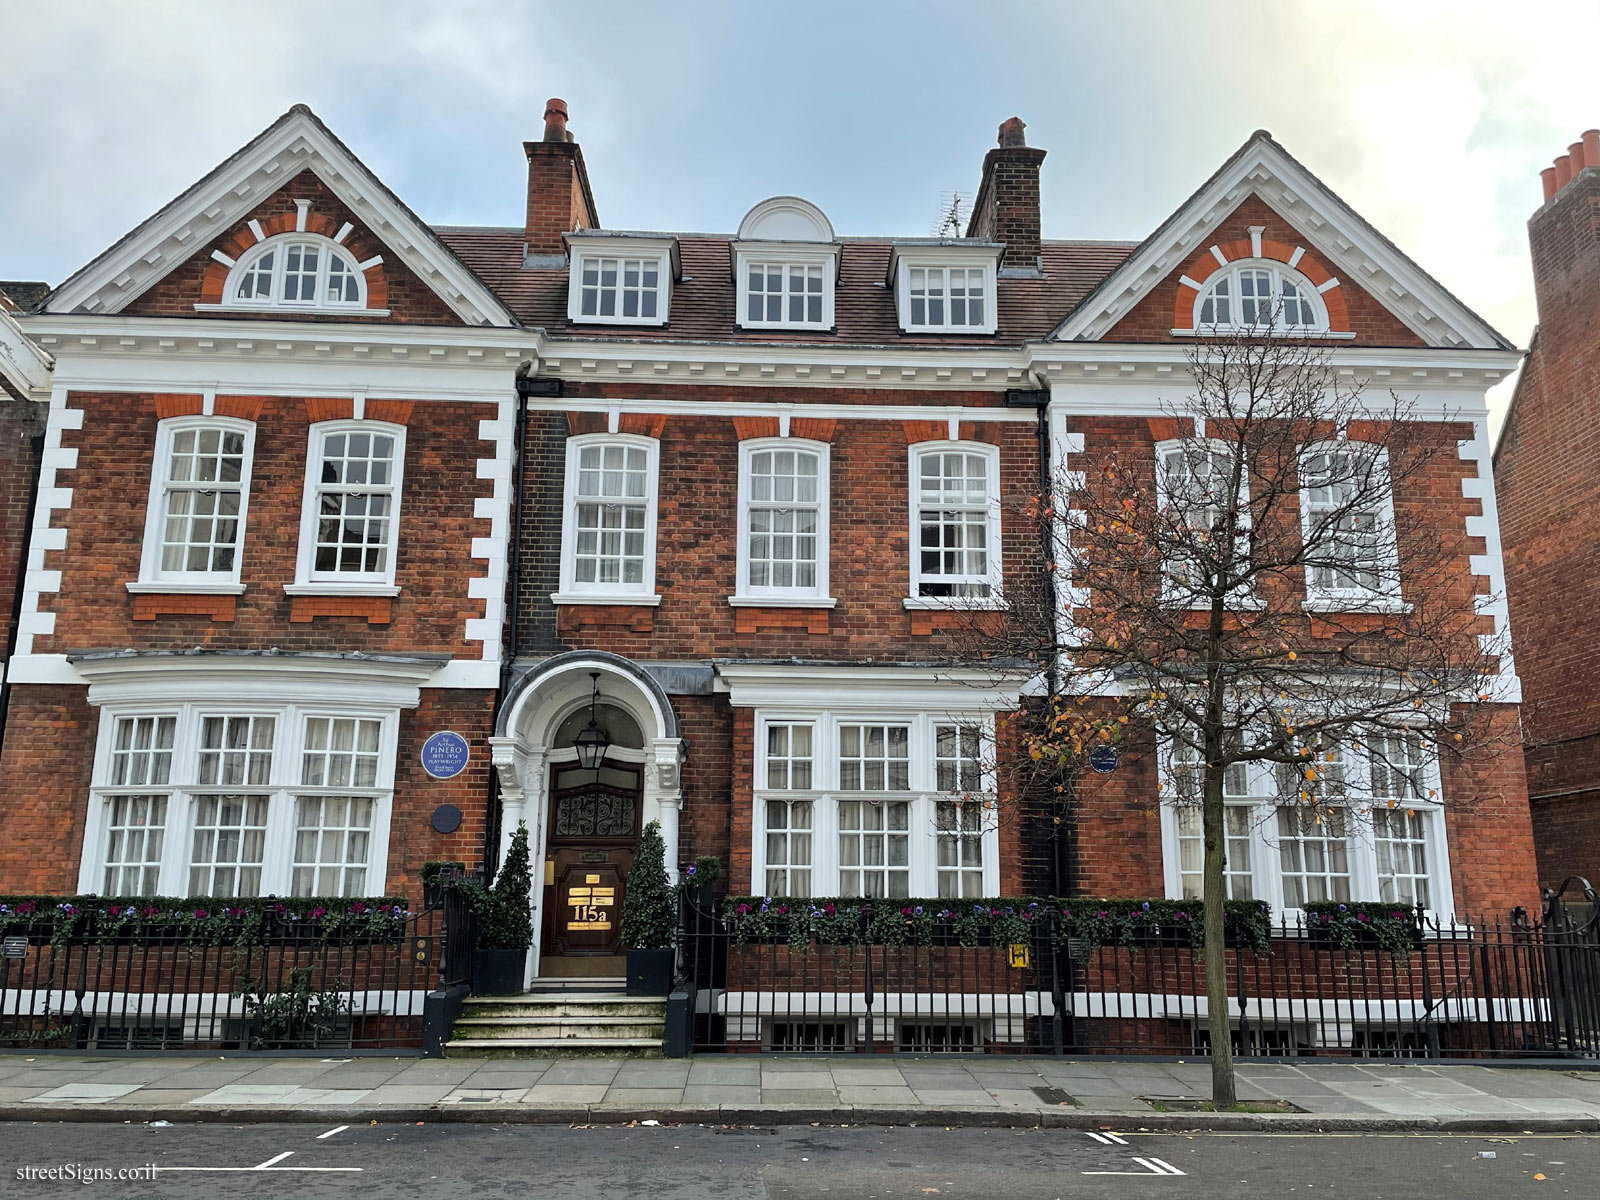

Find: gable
1102;194;1425;346
44;105;515;327
1054;132;1514;351
123;171;457;324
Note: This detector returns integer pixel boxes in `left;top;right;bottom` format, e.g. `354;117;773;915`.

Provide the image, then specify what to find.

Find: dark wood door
541;772;643;959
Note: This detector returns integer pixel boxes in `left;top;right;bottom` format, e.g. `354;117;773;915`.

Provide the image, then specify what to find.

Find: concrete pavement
3;1053;1600;1130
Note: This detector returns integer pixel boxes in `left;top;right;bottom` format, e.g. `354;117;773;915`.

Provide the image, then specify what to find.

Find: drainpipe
0;432;45;754
1006;382;1073;895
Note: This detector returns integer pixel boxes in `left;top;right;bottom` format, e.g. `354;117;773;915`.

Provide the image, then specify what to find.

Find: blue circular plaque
421;731;470;779
1088;745;1119;774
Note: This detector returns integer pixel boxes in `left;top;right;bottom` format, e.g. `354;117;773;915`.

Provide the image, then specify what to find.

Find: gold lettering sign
585;873;601;883
568;920;612;930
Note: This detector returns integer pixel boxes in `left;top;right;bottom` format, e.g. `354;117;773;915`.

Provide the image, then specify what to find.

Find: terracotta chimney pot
544;98;570;143
1541;166;1559;203
1555;154;1574;188
1570;141;1588;171
997;117;1027;148
1584;130;1600;170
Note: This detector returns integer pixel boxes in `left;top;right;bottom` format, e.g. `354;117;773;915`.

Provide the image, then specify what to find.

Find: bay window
1159;730;1454;917
751;712;998;897
81;702;396;898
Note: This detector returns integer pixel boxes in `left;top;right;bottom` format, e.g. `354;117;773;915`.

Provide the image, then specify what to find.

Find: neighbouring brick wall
388;689;495;900
35;391;495;656
1104;195;1428;346
0;394;44;650
124;171;461;325
0;686;98;892
1439;703;1540;914
676;693;734;875
1072;726;1165;899
512;383;1038;662
1497;169;1600;868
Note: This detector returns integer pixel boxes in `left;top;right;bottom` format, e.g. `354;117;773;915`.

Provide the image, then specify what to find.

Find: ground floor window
80;701;397;898
1158;733;1453;917
751;710;999;897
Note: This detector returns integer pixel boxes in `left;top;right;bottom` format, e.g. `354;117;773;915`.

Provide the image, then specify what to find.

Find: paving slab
838;1084;919;1104
596;1087;685;1106
358;1083;457;1105
683;1083;761;1104
760;1071;834;1090
910;1088;999;1107
521;1082;610;1104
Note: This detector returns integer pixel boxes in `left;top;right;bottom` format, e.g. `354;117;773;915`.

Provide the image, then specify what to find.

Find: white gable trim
1052;134;1512;352
45;105;516;328
0;306;53;399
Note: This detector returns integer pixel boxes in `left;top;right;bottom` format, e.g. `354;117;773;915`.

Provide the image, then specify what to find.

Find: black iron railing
0;900;452;1053
677;882;1600;1060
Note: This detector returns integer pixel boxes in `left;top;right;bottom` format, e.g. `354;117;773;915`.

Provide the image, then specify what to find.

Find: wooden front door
541;763;642;960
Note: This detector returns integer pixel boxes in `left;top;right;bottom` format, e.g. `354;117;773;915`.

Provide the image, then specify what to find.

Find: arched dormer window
1194;261;1324;333
225;235;366;309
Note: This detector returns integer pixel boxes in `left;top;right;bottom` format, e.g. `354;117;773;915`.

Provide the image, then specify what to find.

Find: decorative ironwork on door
554;789;638;839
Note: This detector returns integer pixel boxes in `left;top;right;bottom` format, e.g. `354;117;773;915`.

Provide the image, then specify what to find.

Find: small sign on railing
1007;943;1030;969
1;935;25;959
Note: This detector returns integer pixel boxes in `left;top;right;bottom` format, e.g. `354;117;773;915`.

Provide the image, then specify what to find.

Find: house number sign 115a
568;874;615;930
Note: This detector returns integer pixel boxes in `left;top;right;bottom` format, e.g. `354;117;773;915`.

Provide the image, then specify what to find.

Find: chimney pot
997;117;1027;148
1555;153;1574;188
1541;166;1559;203
1571;141;1588;170
544;97;570;143
1584;129;1600;169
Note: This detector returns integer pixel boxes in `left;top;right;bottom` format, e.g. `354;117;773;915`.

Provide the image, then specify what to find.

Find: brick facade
1495;161;1600;891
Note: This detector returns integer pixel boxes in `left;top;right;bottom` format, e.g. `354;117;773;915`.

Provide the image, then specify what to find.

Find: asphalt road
1;1121;1595;1199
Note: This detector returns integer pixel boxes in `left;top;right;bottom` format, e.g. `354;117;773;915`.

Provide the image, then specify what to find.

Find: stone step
461;995;666;1019
451;1015;667;1041
443;1037;663;1059
525;976;627;991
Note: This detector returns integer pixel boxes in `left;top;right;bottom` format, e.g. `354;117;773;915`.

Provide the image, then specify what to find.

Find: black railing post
861;908;875;1054
69;943;88;1050
1048;908;1066;1056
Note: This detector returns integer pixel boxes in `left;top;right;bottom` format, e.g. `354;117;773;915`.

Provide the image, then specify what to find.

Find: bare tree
951;326;1508;1105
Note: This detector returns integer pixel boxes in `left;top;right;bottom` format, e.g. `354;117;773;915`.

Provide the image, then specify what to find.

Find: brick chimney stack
1529;127;1600;328
523;97;599;260
966;116;1047;275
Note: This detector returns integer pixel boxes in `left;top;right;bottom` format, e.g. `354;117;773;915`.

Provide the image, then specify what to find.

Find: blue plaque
421;731;470;780
1088;745;1119;774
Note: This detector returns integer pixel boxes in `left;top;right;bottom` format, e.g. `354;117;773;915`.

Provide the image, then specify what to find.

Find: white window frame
891;249;999;335
566;238;673;327
289;420;407;596
1297;441;1404;612
132;416;255;595
1190;259;1328;334
1153;437;1257;609
750;710;1000;898
220;234;369;312
732;438;832;606
1156;732;1454;921
906;441;1004;608
554;433;662;604
734;246;836;331
78;701;399;899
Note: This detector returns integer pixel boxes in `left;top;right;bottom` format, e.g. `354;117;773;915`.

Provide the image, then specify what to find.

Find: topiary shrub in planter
464;823;533;995
620;821;675;996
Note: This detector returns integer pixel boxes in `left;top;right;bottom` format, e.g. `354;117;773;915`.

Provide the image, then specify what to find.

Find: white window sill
737;321;834;333
899;324;996;336
728;595;837;609
126;580;246;596
283;582;402;597
1170;327;1357;340
1167;594;1266;611
1301;596;1410;614
568;314;669;328
550;591;663;607
193;303;391;317
902;596;1007;611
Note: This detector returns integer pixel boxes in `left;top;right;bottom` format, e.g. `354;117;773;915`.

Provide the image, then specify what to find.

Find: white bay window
752;712;997;898
1158;729;1454;917
81;701;397;899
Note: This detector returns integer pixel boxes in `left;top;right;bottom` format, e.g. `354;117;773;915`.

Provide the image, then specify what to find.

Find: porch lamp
573;671;611;772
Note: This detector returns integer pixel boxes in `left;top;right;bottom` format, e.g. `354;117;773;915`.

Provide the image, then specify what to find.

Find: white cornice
713;662;1030;710
71;650;448;708
0;306;53;399
44;106;516;328
1051;135;1515;352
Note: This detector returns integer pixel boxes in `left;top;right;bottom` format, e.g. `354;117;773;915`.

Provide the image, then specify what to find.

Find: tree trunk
1202;755;1237;1108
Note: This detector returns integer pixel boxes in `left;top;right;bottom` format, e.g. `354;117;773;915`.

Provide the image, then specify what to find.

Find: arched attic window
1194;261;1325;333
225;235;366;309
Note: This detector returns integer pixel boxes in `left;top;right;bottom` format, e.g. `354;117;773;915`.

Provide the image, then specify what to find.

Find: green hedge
722;896;1276;952
1303;901;1423;954
0;895;411;948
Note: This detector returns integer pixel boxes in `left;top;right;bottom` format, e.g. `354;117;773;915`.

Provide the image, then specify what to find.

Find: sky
2;0;1596;429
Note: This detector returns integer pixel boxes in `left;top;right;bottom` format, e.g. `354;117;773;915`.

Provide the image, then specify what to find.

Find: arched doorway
491;652;684;984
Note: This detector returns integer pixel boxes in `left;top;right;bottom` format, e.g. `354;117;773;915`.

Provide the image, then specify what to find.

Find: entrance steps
444;977;667;1057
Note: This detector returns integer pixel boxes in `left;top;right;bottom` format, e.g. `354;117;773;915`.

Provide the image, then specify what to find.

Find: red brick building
1;102;1535;1008
1495;129;1600;892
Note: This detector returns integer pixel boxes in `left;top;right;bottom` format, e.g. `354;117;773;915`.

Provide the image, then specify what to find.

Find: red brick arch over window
1173;237;1349;334
198;205;389;310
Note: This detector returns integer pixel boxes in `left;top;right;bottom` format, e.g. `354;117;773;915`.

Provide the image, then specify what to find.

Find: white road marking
1104;1132;1129;1145
317;1126;350;1140
255;1152;295;1169
1143;1157;1187;1176
1083;1155;1187;1177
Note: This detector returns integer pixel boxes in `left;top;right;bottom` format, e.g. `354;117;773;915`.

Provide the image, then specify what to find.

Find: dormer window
1194;262;1324;332
734;197;838;331
225;236;366;309
889;245;1000;335
565;234;677;327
